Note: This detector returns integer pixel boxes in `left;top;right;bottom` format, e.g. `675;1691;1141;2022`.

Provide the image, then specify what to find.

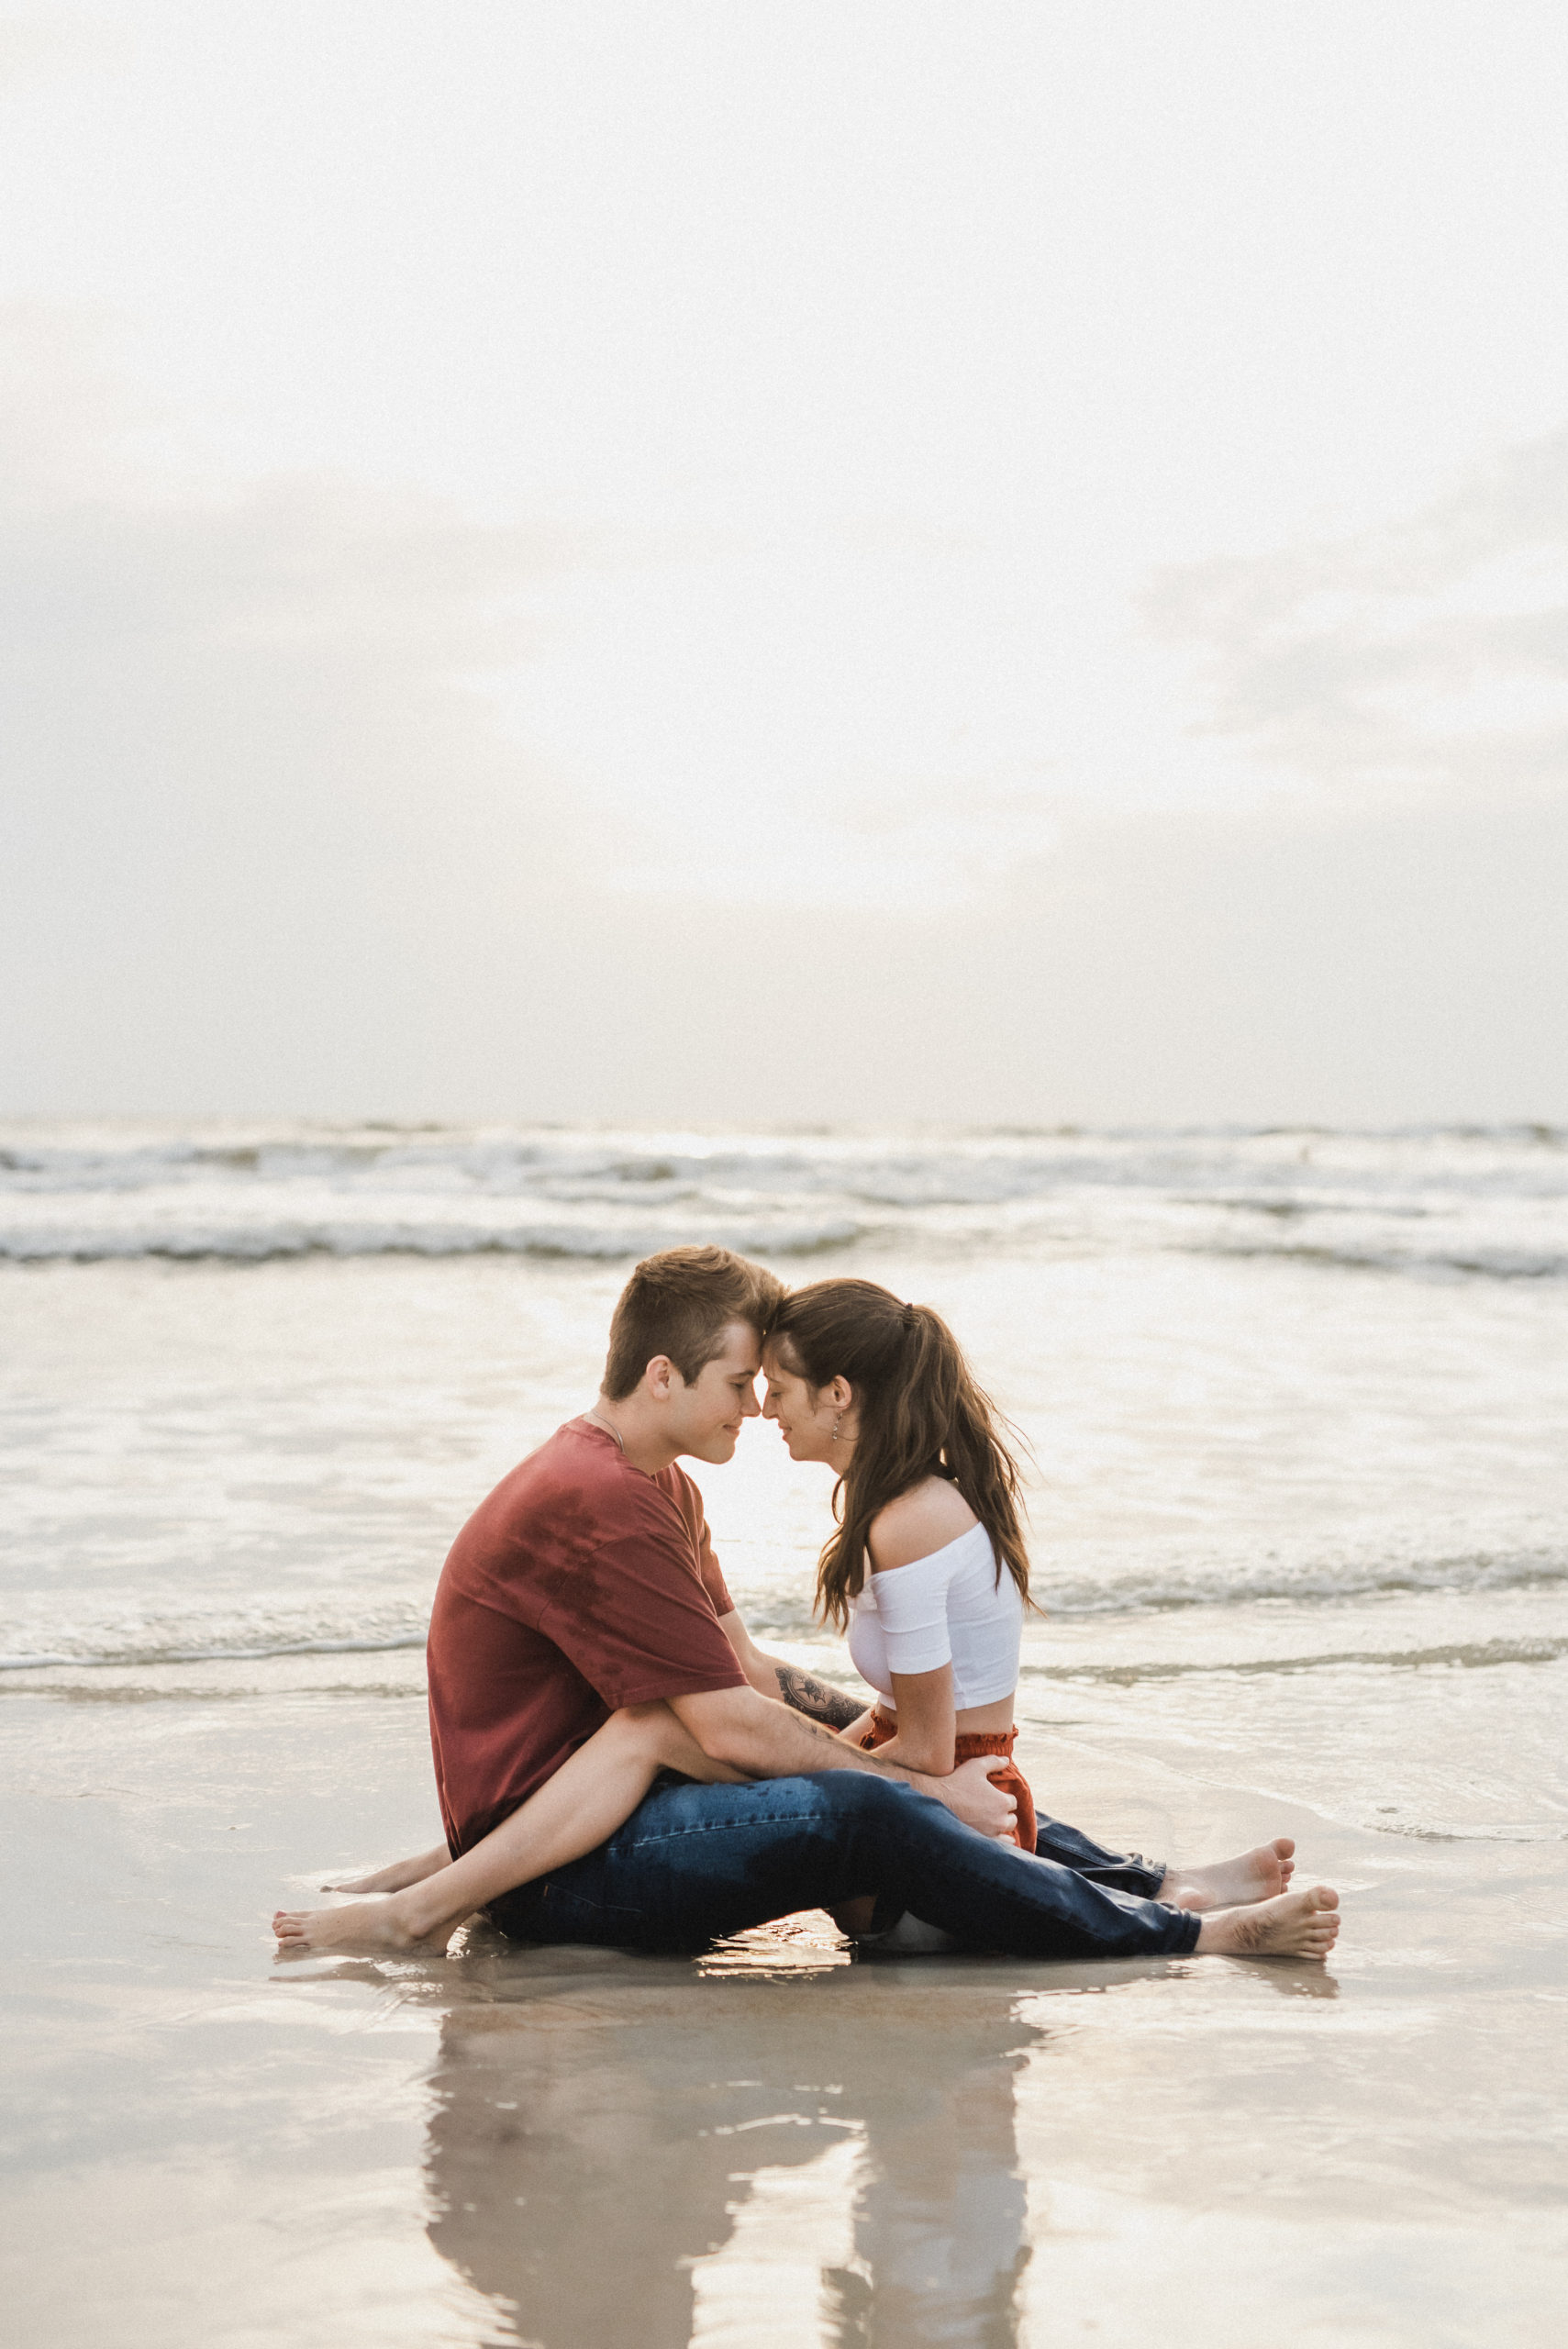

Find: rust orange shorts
858;1706;1037;1853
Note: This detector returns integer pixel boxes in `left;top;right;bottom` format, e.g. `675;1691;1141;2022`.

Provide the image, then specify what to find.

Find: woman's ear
827;1375;854;1413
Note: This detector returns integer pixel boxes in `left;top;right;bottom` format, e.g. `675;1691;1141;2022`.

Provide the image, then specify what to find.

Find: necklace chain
584;1407;626;1453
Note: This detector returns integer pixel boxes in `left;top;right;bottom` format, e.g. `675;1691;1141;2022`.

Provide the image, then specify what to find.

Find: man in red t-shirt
413;1246;1210;1965
428;1408;756;1855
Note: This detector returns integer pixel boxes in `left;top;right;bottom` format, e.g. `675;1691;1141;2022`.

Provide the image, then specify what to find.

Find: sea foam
3;1119;1565;1275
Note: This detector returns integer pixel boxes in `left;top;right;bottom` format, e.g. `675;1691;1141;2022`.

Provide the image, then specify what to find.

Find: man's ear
645;1354;677;1401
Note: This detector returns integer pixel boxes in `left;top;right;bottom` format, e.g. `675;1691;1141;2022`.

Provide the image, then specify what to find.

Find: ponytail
765;1278;1032;1631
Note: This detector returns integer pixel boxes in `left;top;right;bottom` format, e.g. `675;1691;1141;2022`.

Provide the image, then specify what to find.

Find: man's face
665;1321;763;1464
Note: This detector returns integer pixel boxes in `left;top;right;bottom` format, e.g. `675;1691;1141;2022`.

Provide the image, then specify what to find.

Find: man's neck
584;1397;679;1478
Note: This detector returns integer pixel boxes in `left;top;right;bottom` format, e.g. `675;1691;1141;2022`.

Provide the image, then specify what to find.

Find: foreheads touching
602;1245;783;1402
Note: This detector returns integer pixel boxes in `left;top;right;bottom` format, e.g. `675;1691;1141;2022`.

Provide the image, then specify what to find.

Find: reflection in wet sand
425;1941;1043;2349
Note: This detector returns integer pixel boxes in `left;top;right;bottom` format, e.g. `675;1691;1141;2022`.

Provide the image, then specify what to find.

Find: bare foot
272;1896;458;1955
1162;1838;1296;1912
1195;1883;1340;1960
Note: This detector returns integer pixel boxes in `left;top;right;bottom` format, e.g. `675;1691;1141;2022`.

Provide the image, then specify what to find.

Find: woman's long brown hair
765;1277;1031;1631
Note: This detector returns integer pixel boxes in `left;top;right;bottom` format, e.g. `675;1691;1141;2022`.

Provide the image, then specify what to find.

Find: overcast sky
3;1;1566;1125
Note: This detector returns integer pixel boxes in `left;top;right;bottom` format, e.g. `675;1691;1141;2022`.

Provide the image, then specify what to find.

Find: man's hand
935;1754;1018;1841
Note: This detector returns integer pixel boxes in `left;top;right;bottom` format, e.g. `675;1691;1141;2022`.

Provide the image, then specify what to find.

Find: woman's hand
834;1707;877;1746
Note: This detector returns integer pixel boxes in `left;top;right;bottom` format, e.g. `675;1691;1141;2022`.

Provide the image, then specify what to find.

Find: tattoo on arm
773;1664;866;1731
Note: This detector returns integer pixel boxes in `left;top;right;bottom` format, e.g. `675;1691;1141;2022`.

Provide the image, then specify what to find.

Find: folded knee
605;1703;675;1752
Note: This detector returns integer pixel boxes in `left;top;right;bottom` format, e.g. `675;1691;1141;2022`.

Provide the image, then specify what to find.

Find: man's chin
688;1431;740;1464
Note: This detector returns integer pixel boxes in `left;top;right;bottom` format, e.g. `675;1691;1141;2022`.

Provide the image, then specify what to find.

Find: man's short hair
602;1246;784;1401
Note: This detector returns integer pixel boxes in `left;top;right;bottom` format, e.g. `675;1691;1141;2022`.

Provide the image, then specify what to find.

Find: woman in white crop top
760;1277;1040;1870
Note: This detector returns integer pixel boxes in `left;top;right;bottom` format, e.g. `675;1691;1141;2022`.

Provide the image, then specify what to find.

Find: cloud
0;307;602;1109
1148;427;1568;811
0;15;119;88
4;308;1563;1126
607;767;1062;915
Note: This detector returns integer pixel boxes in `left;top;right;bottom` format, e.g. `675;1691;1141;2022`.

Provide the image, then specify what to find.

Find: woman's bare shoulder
869;1477;980;1571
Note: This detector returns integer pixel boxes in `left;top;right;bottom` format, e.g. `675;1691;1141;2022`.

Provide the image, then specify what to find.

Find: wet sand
4;1630;1563;2348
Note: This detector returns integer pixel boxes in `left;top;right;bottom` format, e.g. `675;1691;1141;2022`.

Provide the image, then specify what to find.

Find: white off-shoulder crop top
846;1522;1022;1710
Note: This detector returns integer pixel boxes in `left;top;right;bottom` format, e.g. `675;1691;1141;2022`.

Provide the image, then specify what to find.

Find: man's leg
487;1771;1201;1962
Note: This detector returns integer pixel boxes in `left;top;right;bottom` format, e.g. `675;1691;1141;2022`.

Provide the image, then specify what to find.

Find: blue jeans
487;1771;1200;1961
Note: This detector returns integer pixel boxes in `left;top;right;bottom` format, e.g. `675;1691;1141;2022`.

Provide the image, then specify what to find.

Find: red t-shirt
426;1417;747;1854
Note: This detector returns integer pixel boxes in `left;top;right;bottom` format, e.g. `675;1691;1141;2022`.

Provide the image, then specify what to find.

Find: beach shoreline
6;1136;1567;2343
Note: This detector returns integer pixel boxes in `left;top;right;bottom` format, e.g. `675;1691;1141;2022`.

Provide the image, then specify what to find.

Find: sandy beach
5;1126;1567;2345
3;1626;1564;2347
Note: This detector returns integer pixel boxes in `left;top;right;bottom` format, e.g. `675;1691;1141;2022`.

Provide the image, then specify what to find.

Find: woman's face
762;1347;854;1464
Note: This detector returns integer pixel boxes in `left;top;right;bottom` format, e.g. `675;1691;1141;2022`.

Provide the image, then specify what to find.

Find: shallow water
4;1643;1563;2346
3;1123;1566;2343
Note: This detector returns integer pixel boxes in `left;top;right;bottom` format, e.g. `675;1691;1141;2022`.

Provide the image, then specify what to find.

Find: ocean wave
0;1216;866;1264
1196;1241;1568;1282
0;1599;430;1674
1034;1547;1568;1617
0;1632;428;1672
5;1544;1563;1675
1020;1634;1568;1684
5;1119;1568;1275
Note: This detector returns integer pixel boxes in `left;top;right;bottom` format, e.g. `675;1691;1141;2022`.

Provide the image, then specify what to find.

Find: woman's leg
1158;1841;1296;1909
325;1846;451;1896
272;1704;742;1954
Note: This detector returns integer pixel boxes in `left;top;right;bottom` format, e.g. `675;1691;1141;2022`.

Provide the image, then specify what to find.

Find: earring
831;1415;841;1442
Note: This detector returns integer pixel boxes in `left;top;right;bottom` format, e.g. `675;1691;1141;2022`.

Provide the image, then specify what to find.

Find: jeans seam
540;1884;645;1922
618;1808;826;1850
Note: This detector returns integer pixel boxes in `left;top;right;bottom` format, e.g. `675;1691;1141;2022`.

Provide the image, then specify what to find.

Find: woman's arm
274;1703;742;1954
854;1480;971;1776
846;1664;957;1776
